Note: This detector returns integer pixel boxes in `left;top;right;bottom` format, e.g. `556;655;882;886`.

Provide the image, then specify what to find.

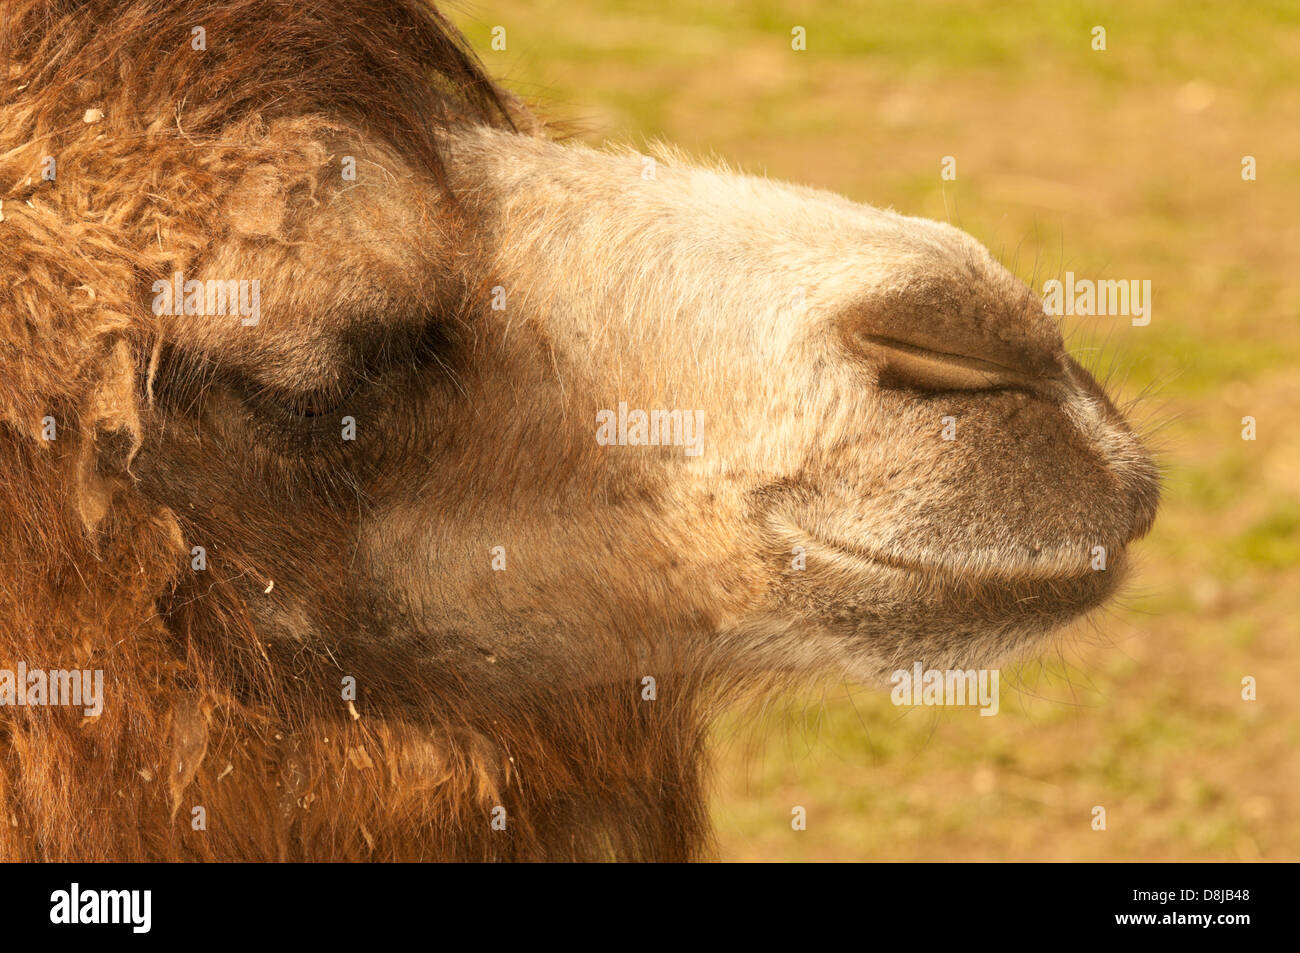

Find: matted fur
0;0;713;861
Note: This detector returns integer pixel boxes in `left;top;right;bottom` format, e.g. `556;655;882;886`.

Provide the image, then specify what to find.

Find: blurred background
449;0;1299;860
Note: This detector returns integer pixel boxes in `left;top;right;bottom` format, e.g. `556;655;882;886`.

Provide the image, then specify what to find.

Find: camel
0;0;1159;861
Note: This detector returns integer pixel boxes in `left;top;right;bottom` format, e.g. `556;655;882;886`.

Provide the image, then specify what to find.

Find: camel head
0;0;1159;859
6;0;1159;690
238;118;1154;695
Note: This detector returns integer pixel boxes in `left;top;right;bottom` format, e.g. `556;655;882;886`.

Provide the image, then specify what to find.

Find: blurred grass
449;0;1300;860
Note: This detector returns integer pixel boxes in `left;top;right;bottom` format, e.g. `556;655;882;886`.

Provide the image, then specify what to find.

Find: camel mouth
802;529;1120;584
779;513;1126;589
788;520;1130;637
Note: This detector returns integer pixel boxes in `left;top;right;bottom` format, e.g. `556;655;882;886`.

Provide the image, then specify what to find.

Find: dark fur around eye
145;319;459;431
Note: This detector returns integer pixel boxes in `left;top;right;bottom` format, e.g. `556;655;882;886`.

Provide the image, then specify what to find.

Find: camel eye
237;319;457;432
259;377;364;420
264;384;356;419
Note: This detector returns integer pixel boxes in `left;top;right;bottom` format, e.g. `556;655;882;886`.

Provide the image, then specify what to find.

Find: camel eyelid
250;318;461;419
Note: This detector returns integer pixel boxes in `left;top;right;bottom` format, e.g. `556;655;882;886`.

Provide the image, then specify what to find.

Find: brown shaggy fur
0;0;714;861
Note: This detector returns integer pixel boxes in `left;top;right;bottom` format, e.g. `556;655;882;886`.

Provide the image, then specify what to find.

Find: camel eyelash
233;384;366;462
244;333;414;424
148;315;460;442
258;378;364;420
255;325;455;424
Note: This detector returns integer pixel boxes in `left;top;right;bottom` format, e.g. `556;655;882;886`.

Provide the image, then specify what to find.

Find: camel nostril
837;269;1069;396
861;334;1054;394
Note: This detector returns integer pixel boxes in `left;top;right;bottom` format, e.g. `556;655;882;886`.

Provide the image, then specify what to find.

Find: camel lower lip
796;526;1105;583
